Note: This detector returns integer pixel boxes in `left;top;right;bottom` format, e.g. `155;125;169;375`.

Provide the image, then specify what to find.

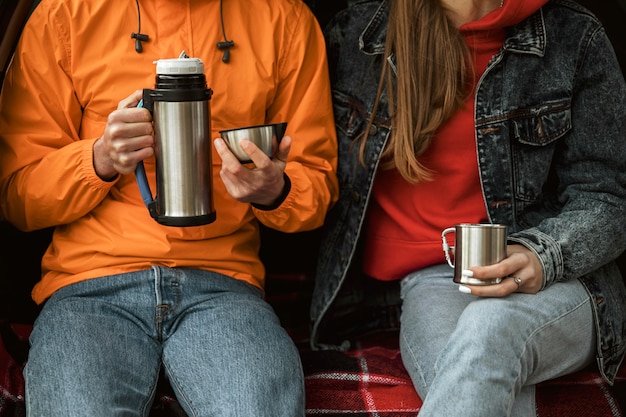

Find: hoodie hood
459;0;549;75
462;0;549;33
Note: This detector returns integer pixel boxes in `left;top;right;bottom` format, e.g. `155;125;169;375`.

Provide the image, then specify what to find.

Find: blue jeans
24;267;305;417
399;264;595;417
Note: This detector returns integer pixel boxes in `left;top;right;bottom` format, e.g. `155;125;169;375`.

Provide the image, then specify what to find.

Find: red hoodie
363;0;548;281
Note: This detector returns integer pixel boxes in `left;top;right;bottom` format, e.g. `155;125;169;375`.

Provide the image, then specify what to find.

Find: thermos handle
134;94;158;218
441;227;456;268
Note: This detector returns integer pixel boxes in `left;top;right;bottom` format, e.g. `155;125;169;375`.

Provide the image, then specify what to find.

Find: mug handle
441;228;456;268
134;93;158;217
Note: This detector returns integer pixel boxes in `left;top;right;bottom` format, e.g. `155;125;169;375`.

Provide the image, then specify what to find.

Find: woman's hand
458;244;544;296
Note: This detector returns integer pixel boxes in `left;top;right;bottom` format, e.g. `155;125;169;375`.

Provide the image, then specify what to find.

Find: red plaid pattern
304;345;422;416
0;322;27;417
301;333;626;417
2;324;625;417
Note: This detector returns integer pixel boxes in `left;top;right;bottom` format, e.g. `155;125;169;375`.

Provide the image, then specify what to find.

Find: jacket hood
461;0;549;32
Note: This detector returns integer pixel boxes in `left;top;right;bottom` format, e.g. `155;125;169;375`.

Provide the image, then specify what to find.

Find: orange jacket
0;0;338;304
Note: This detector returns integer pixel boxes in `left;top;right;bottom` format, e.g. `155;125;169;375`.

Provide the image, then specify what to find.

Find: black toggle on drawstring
131;0;234;63
216;0;235;63
131;0;149;53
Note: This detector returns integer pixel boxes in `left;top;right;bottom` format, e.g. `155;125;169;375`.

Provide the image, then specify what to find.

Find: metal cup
219;122;287;163
441;223;507;285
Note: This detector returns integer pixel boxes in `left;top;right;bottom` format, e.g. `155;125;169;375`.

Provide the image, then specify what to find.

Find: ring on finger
513;276;522;290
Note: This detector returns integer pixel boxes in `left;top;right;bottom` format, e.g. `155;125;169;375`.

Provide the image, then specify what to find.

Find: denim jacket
310;0;626;384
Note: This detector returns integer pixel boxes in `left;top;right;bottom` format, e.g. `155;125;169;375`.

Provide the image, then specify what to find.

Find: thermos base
155;212;217;227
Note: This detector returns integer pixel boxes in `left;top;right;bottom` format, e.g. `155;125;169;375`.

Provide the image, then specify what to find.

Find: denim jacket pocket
333;90;367;140
510;99;572;146
332;90;388;186
509;99;572;204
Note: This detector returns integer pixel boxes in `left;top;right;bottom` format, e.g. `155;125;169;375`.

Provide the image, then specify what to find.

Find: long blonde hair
363;0;471;183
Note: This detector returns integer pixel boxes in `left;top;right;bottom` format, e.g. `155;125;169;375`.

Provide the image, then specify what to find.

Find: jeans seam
141;364;162;417
162;359;199;417
399;330;429;396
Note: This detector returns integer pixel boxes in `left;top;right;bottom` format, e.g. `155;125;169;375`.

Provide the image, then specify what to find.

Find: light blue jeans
24;267;305;417
399;264;595;417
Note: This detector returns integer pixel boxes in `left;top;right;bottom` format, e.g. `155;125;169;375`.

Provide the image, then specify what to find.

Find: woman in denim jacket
310;0;626;415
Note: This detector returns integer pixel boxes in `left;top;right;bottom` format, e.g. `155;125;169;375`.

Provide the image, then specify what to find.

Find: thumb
275;135;292;163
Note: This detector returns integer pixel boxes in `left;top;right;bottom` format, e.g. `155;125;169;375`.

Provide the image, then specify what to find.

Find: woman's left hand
459;244;543;296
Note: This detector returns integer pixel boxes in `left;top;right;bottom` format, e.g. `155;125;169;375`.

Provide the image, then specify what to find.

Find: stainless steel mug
135;53;216;227
441;223;507;285
219;122;288;163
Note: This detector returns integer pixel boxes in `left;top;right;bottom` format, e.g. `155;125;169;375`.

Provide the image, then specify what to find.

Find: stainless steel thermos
135;53;216;226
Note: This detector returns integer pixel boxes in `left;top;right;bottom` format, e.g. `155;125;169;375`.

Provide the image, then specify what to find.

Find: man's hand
93;90;154;180
213;135;292;207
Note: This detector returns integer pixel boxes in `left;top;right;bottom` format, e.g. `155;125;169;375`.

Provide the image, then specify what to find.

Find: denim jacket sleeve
497;7;626;289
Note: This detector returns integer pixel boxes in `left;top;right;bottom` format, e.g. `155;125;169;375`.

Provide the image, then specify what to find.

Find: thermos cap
154;57;204;75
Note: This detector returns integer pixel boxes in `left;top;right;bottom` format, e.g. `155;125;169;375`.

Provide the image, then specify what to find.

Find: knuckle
108;123;123;139
108;110;122;124
117;154;130;166
112;141;126;154
230;163;247;176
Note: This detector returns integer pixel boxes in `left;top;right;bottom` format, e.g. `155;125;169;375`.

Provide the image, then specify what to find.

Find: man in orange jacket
0;0;338;416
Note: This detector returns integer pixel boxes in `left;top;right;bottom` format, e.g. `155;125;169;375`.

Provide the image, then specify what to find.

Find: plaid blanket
2;323;625;417
302;346;421;416
301;334;626;417
0;322;27;417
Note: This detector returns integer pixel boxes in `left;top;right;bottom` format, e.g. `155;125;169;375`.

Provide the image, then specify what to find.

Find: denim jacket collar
504;9;546;56
359;0;388;55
